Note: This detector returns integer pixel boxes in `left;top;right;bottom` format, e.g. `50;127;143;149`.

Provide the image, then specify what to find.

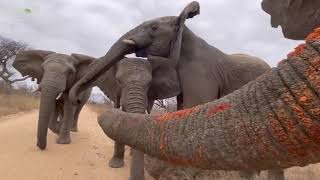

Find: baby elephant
13;50;93;150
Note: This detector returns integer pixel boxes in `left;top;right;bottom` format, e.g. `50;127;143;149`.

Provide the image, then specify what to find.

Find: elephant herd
11;0;320;180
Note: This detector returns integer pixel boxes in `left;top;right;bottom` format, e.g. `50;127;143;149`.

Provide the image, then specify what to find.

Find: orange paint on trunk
206;103;231;117
277;59;287;66
287;44;306;58
305;27;320;42
161;145;204;166
156;106;200;123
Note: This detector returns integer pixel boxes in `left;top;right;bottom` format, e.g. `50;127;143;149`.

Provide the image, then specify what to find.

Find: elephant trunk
37;72;65;150
122;82;147;114
37;85;60;150
98;31;320;171
69;26;142;104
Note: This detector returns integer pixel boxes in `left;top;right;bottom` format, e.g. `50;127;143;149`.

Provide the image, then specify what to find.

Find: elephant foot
108;157;124;168
239;170;257;180
49;122;61;135
128;176;144;180
56;131;71;144
70;126;78;132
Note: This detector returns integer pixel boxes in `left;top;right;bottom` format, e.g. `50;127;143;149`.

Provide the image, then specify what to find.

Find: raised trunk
98;32;320;171
37;86;59;150
69;26;142;103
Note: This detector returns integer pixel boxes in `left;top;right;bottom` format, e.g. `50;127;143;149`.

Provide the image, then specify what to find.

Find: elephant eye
151;24;158;31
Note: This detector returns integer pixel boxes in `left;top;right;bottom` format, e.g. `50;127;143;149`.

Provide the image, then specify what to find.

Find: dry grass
0;94;39;117
0;83;39;117
0;84;39;116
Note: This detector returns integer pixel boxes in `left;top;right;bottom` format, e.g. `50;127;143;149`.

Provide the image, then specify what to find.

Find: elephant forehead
45;53;74;63
119;58;152;70
143;16;177;25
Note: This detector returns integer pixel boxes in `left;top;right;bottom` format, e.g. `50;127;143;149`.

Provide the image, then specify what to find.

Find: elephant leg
176;93;183;110
70;105;82;132
48;104;60;135
268;169;284;180
108;98;125;168
239;170;257;180
146;99;154;114
109;142;125;168
130;149;145;180
57;97;75;144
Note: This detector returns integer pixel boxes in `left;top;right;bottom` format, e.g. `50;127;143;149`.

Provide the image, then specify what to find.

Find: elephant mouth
135;48;148;57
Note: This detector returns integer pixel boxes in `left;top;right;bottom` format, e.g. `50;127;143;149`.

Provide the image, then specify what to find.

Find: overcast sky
0;0;302;101
1;0;302;66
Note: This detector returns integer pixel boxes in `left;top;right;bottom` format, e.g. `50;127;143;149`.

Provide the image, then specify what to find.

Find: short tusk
123;39;136;46
56;92;63;100
32;87;41;93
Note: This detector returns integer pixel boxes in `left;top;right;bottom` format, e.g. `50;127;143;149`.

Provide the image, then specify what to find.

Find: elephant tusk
123;39;136;46
56;92;63;100
32;87;41;93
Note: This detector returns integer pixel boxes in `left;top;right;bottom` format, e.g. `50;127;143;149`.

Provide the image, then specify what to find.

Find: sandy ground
0;107;153;180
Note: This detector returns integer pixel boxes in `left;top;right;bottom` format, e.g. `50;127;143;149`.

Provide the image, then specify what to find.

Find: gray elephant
69;1;270;179
69;1;270;109
72;54;181;180
14;50;181;179
13;50;92;149
97;35;320;174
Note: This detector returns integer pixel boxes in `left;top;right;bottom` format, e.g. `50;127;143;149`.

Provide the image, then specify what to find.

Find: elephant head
261;0;320;40
13;50;94;150
69;1;200;103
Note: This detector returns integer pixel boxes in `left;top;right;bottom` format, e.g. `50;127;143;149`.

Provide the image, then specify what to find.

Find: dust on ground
0;107;153;180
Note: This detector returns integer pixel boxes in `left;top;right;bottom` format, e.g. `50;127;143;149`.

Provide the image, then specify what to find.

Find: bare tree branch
0;35;29;86
10;76;30;83
155;98;177;112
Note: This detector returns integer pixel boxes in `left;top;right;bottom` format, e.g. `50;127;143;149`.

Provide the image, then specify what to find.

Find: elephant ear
71;53;96;78
148;56;181;100
13;50;55;83
71;53;96;66
170;1;200;61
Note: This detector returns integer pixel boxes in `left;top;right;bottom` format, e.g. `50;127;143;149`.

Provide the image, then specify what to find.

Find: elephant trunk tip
37;138;47;150
98;109;123;140
98;109;145;144
69;86;81;105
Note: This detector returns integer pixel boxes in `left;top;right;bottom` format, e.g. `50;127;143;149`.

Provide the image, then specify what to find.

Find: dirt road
0;107;153;180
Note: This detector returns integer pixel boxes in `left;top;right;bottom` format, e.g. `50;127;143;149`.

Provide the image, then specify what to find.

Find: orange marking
277;59;286;65
161;145;204;166
206;103;231;117
287;44;307;58
305;27;320;42
299;96;308;103
160;133;166;152
156;106;199;123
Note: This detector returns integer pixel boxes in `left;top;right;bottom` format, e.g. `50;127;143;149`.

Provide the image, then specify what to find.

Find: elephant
14;51;181;179
73;54;181;180
69;1;270;109
261;0;320;40
69;1;270;179
13;50;93;149
97;29;320;174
